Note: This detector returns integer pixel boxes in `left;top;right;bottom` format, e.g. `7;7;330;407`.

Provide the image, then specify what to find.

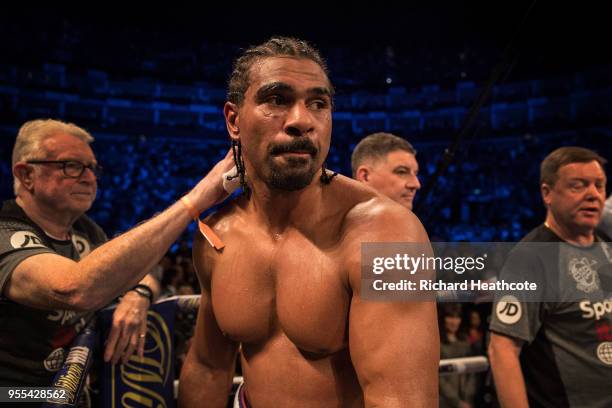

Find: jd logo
10;231;46;249
71;234;91;256
496;295;522;325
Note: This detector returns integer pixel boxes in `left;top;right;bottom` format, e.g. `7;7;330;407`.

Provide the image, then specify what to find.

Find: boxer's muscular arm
179;233;238;408
346;201;439;407
4;151;233;312
488;332;528;408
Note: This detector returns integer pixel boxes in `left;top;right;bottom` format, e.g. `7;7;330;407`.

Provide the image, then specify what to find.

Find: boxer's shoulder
193;199;254;277
203;197;252;237
343;192;422;237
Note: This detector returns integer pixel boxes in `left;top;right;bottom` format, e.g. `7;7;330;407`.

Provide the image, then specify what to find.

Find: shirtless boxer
179;37;439;407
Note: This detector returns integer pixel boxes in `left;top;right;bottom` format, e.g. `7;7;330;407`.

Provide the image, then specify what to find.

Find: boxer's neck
248;177;324;234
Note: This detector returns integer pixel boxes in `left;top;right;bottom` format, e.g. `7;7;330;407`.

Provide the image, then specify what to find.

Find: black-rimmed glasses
26;160;103;178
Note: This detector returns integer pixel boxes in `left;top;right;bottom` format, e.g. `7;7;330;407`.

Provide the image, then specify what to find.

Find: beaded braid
229;140;250;197
320;162;338;184
230;140;337;196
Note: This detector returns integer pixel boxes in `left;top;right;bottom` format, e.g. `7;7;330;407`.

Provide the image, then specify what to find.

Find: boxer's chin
266;156;318;191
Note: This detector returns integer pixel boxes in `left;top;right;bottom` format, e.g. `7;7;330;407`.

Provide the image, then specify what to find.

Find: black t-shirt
490;225;612;408
0;200;107;386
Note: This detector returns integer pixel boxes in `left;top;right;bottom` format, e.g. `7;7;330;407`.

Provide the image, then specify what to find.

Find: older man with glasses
25;160;104;179
0;119;232;388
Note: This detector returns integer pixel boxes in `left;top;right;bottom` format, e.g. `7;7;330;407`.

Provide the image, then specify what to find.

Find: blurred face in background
358;150;420;210
542;160;606;233
469;311;481;328
444;314;462;335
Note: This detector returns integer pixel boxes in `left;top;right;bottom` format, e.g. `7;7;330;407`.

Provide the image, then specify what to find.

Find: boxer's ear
224;102;240;141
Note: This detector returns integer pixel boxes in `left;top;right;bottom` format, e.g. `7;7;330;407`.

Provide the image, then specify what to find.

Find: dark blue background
1;3;610;246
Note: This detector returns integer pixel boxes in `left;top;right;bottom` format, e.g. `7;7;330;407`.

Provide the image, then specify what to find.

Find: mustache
270;138;318;156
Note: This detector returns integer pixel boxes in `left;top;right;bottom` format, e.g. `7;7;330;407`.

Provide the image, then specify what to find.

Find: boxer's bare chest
210;227;351;354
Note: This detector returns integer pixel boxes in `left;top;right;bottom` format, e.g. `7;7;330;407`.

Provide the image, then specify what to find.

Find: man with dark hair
179;37;439;407
0;119;232;386
488;146;612;407
351;132;421;210
539;146;607;188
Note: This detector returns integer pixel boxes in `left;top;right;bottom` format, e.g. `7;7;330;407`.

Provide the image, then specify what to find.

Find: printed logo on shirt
596;321;612;341
495;295;522;325
10;230;47;249
596;342;612;365
71;233;91;257
44;347;65;372
569;257;600;293
47;309;79;326
580;299;612;321
602;243;612;263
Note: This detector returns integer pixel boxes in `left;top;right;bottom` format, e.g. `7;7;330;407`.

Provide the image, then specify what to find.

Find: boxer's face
229;56;333;191
28;133;98;217
543;160;606;232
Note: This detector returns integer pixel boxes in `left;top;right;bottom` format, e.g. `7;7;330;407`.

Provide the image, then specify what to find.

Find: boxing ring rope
438;356;489;376
42;295;490;407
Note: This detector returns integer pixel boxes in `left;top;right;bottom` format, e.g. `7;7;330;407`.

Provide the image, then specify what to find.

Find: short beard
266;156;318;191
265;138;319;191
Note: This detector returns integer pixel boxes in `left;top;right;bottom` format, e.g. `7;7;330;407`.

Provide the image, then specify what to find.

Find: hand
103;291;149;365
189;149;237;212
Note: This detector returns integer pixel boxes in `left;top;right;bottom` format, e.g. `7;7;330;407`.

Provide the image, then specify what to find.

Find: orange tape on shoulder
180;195;225;251
197;220;225;250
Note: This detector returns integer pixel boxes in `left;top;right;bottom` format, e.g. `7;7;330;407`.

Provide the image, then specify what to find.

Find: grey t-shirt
490;225;612;408
0;200;107;386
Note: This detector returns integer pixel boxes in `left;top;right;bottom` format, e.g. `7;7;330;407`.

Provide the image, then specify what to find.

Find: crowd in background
1;13;611;407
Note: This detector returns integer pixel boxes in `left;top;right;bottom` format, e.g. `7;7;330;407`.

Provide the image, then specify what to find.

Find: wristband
179;195;225;251
180;195;200;219
130;284;153;302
